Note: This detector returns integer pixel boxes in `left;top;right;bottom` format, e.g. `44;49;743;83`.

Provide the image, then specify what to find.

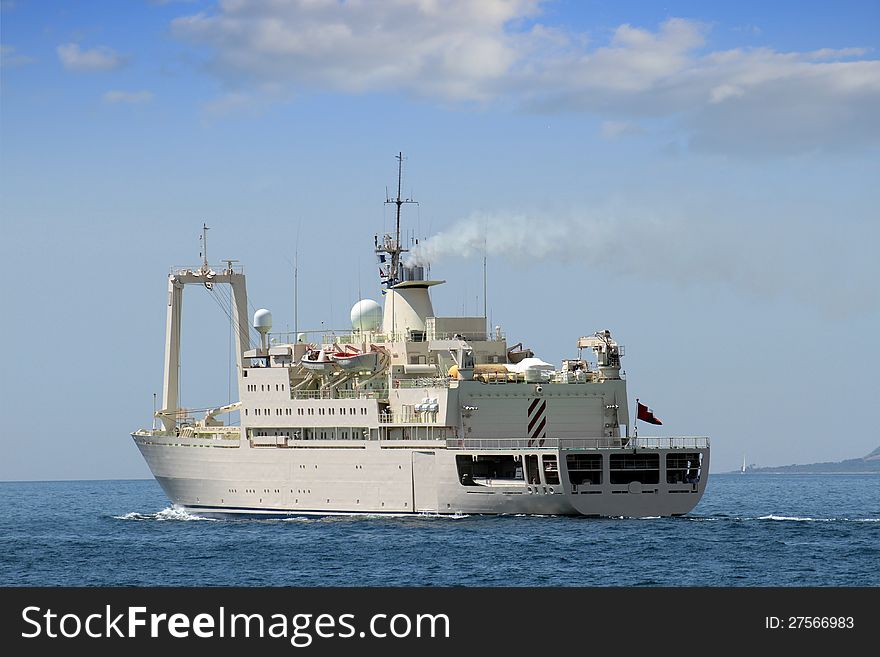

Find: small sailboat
741;455;747;474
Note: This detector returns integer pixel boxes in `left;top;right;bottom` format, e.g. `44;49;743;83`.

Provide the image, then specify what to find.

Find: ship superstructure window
456;455;524;486
610;453;660;485
542;455;560;485
666;453;701;484
567;454;602;485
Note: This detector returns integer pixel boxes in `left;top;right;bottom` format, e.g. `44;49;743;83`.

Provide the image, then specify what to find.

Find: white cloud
806;47;869;60
172;0;539;102
169;2;880;154
709;84;744;104
102;90;154;104
1;44;36;68
57;43;127;71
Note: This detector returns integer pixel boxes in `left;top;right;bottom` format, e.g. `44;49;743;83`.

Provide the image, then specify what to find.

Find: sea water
1;474;877;586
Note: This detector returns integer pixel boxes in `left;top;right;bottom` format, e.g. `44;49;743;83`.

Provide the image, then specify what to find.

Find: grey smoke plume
405;211;878;317
406;212;722;278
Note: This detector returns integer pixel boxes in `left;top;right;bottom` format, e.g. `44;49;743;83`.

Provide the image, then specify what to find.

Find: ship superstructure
131;156;709;517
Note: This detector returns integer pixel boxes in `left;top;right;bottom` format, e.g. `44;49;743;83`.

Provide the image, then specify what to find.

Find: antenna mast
294;224;300;343
200;223;210;270
378;152;418;287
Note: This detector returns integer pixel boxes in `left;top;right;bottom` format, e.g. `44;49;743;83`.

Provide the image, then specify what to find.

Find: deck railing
290;388;389;400
393;377;451;389
445;436;709;450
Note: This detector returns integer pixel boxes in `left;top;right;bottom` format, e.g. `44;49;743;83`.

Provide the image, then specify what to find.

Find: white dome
253;308;273;333
350;299;382;332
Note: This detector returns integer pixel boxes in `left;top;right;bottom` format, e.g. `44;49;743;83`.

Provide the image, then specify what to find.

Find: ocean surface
1;474;877;586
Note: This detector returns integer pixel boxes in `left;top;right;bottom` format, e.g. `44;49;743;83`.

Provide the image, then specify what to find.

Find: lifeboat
299;348;337;372
330;349;380;372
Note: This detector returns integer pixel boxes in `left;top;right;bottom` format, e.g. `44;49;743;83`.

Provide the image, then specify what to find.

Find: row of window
456;452;702;487
249;408;293;416
245;406;370;417
245;383;287;392
568;453;702;485
305;407;367;416
251;427;370;440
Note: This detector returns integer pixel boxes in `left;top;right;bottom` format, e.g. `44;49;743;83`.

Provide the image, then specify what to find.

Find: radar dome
350;299;382;332
253;308;273;333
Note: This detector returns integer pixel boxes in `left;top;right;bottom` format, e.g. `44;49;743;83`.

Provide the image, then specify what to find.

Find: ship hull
132;434;709;518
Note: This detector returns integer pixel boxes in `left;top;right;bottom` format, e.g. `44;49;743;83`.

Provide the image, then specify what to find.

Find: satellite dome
253;308;272;333
350;299;382;332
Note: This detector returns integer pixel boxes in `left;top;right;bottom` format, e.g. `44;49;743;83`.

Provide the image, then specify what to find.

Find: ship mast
378;152;417;287
199;222;210;271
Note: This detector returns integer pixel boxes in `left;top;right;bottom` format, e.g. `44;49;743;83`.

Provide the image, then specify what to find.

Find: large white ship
131;155;709;517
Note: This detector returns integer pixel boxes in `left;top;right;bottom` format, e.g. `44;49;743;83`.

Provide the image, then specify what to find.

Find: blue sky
1;0;878;480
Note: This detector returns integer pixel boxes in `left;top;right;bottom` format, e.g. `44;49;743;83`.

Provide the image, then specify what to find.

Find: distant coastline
733;446;880;474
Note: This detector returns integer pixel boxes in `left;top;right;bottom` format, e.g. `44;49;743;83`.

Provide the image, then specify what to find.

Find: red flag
637;401;662;425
